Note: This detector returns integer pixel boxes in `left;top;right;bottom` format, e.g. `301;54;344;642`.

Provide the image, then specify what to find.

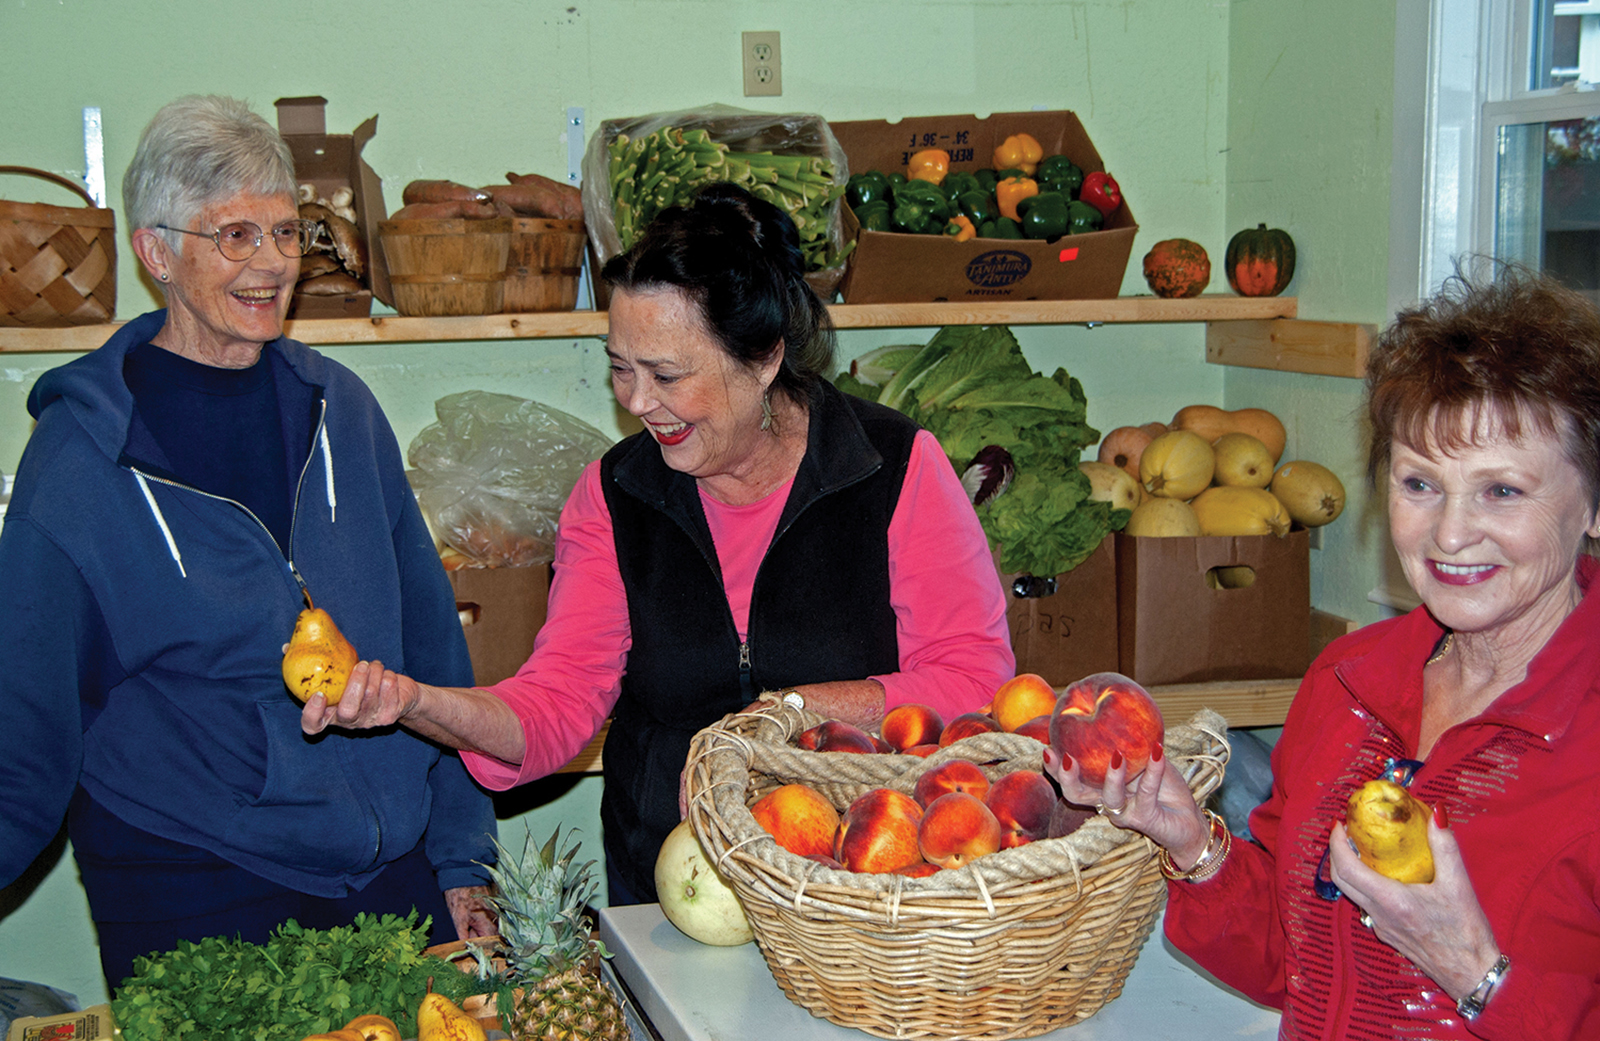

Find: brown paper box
447;564;551;686
827;111;1138;304
998;535;1120;688
1115;529;1311;686
273;96;393;317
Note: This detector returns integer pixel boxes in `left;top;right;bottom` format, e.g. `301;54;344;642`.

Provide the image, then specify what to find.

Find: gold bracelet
1158;809;1232;883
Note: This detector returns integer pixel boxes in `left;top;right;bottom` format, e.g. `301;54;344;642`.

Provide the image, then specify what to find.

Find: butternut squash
1170;405;1287;465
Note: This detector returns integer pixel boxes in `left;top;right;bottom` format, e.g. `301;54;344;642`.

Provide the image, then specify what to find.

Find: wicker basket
0;165;116;327
378;216;511;316
503;218;585;313
684;705;1230;1041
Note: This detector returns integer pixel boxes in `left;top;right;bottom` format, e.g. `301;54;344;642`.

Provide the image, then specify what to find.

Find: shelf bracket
1205;318;1375;378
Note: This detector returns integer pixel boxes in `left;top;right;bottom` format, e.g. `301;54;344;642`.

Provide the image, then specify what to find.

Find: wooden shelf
0;295;1371;378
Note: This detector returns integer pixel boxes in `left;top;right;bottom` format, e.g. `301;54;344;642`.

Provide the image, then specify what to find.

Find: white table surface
598;903;1281;1041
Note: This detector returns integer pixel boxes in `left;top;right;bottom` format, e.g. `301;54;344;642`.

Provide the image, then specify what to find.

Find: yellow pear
1078;461;1140;512
1346;779;1434;883
281;592;359;705
1124;497;1202;537
1190;486;1291;537
418;987;486;1041
1271;460;1347;527
1210;432;1276;489
343;1016;402;1041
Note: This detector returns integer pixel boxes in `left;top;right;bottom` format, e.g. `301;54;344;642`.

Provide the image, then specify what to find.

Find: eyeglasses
157;219;322;262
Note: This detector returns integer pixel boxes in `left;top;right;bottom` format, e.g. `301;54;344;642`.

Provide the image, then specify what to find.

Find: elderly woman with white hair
0;95;495;988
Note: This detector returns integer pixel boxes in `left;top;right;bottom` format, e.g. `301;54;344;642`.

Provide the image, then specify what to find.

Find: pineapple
475;828;631;1041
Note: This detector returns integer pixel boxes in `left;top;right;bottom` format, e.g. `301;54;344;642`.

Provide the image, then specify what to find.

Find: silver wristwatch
1456;953;1509;1020
779;689;805;711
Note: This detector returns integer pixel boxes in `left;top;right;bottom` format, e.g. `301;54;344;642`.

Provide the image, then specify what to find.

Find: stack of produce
295;181;368;300
1089;404;1346;549
601;124;849;271
835;325;1127;578
844;131;1122;243
389;175;583;221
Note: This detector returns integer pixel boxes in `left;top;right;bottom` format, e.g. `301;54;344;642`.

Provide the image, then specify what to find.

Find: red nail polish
1434;804;1450;829
1110;749;1124;770
1151;742;1164;762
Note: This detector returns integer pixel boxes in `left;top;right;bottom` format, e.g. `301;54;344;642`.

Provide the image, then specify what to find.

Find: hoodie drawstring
133;472;187;578
320;424;336;523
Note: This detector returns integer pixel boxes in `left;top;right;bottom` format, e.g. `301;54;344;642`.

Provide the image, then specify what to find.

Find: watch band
1456;953;1509;1020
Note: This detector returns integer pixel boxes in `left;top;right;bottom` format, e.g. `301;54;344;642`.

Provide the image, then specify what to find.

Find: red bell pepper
1080;171;1122;217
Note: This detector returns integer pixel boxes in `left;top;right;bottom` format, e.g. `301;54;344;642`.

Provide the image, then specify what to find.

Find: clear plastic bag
406;391;612;568
580;103;852;296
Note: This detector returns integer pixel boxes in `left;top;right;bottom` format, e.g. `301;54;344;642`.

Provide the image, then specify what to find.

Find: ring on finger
1359;912;1374;929
1099;803;1128;818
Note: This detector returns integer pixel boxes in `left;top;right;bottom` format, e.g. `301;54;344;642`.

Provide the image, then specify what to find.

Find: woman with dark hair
1044;263;1600;1038
304;184;1014;904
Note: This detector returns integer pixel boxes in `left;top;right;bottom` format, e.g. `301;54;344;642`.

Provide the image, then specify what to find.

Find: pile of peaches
1079;404;1347;540
748;672;1164;876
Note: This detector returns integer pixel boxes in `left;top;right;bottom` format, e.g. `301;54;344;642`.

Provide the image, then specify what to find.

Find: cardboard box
827;111;1138;304
273;96;393;318
997;536;1119;688
447;564;551;685
1115;529;1311;686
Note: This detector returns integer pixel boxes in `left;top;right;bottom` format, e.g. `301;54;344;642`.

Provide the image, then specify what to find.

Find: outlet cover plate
742;31;782;96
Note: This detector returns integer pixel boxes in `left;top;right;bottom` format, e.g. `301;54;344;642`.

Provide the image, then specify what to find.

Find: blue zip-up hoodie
0;310;495;896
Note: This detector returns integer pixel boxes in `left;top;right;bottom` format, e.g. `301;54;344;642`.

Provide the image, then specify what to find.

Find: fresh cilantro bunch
112;912;486;1041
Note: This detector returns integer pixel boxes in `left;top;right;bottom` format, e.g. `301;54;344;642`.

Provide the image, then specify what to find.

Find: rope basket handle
0;165;101;208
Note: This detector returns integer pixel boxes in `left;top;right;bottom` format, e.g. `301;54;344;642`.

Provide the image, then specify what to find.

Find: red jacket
1166;555;1600;1040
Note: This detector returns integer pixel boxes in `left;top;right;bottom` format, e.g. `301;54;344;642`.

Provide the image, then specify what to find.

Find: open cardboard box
996;536;1119;688
447;563;550;685
274;96;393;319
1114;529;1311;687
827;111;1138;304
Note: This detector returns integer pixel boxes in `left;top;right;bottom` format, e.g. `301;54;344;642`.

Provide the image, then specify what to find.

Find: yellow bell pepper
907;149;950;185
945;214;977;242
995;176;1039;221
993;133;1044;176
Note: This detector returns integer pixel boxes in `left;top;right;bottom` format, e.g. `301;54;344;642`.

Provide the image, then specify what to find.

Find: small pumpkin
1142;238;1211;298
1225;223;1296;297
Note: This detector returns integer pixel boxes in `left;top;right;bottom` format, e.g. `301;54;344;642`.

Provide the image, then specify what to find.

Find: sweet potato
501;173;584;221
401;179;491;206
388;199;499;221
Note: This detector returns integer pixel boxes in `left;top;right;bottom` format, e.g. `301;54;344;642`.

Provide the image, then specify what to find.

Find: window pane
1531;2;1600;89
1494;117;1600;302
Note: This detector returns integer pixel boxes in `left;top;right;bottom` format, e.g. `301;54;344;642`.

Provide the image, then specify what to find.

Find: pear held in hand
1346;778;1435;883
417;981;486;1041
281;591;359;705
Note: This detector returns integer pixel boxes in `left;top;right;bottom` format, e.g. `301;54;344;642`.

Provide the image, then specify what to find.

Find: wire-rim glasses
157;219;322;262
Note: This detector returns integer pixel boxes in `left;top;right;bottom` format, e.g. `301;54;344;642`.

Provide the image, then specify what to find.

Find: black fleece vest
599;381;918;901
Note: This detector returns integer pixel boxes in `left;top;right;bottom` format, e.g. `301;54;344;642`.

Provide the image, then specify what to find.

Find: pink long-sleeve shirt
461;429;1014;789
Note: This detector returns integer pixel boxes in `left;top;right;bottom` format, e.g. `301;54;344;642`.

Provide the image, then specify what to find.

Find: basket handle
0;165;100;208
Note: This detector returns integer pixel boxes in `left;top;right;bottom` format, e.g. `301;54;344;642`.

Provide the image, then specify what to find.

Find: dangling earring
760;391;774;432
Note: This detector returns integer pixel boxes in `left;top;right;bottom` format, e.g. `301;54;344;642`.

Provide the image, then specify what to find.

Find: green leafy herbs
111;912;488;1041
836;325;1128;577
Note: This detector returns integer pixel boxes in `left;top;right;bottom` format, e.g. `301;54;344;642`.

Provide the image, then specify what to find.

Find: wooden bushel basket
504;218;585;313
0;165;116;327
684;704;1230;1041
378;216;511;316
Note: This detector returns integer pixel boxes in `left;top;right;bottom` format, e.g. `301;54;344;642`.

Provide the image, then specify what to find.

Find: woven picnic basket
684;703;1230;1041
0;165;116;326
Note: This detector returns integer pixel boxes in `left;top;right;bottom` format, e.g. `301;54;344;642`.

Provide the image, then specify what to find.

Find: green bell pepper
853;199;892;233
977;216;1023;239
1036;155;1084;198
891;180;952;235
973;168;999;193
1017;191;1071;240
956;190;998;226
846;171;890;210
941;171;983;204
1066;199;1105;234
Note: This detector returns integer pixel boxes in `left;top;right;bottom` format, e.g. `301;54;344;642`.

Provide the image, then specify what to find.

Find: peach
750;783;841;859
1013;715;1051;745
1048;799;1095;839
797;725;821;750
835;788;924;874
1049;671;1165;785
810;719;879;754
917;791;1003;869
939;712;1002;747
905;743;941;758
896;860;942;878
913;759;991;808
881;703;946;752
805;852;845;869
985;770;1056;849
1097;425;1157;481
991;673;1059;733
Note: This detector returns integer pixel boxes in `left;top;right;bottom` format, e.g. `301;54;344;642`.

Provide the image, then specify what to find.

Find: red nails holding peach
1151;742;1164;763
1110;749;1123;770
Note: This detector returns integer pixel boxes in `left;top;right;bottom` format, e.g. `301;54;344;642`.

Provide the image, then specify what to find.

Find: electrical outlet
742;31;782;97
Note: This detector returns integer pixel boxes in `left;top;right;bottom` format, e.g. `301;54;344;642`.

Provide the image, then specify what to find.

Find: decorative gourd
1224;224;1296;297
1142;238;1211;298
